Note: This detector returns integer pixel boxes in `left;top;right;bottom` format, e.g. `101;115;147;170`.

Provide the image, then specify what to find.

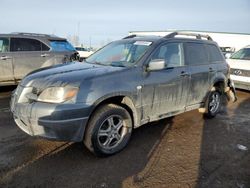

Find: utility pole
77;21;80;39
89;36;92;48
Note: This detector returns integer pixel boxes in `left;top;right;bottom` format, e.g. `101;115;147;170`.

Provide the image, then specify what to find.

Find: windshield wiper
85;60;107;66
110;64;125;67
94;62;109;66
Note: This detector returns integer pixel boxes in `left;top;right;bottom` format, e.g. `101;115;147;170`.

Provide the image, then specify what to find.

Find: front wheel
84;104;132;157
204;90;221;118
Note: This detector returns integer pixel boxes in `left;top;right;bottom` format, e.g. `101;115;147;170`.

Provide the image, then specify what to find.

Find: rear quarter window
185;43;209;65
206;44;224;63
41;43;50;51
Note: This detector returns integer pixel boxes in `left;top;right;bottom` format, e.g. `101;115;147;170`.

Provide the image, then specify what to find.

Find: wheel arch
88;94;139;129
212;79;226;93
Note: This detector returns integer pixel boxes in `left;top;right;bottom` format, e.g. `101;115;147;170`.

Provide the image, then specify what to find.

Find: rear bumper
11;98;91;142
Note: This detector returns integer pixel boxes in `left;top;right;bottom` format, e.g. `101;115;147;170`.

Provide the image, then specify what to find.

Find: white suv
227;46;250;90
75;47;94;61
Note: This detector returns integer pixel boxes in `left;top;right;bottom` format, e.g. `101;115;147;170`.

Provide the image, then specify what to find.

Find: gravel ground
0;86;249;188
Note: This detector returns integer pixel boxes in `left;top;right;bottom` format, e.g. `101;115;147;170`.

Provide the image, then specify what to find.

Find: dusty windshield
86;40;152;67
230;48;250;60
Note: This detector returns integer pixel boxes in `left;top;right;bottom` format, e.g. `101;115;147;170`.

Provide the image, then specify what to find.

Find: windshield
230;48;250;60
75;47;87;51
50;40;75;52
86;40;152;67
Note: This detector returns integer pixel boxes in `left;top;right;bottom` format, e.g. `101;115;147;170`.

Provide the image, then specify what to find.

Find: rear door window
0;38;10;52
10;38;42;52
206;44;224;62
185;43;208;65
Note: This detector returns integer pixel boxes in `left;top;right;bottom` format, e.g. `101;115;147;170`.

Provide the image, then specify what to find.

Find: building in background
129;30;250;56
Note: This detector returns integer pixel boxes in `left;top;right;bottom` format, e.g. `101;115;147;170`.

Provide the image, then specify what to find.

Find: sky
1;0;250;47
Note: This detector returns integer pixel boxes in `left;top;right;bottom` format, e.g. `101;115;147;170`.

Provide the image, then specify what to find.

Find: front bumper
230;75;250;91
233;80;250;91
10;90;91;142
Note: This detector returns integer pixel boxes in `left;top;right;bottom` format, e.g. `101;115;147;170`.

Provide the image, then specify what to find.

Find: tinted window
185;43;208;65
151;43;184;67
0;38;9;52
50;40;75;52
206;44;224;62
10;38;42;52
41;43;50;51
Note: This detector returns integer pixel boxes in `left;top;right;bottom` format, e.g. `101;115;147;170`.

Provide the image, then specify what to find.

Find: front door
141;42;190;121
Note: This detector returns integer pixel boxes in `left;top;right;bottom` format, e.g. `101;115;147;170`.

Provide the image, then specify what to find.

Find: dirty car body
11;32;236;156
0;33;79;86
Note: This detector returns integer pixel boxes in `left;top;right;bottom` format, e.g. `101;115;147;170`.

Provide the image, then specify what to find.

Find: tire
204;90;221;119
84;104;132;157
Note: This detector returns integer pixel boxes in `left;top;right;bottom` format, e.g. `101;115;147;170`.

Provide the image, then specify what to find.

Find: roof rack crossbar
123;34;137;39
164;32;213;41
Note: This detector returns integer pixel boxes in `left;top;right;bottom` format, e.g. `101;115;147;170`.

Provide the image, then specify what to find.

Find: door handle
180;71;189;77
209;67;215;72
0;56;12;60
41;53;50;57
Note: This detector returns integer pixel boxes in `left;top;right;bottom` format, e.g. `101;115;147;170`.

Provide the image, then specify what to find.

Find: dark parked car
0;32;79;86
10;32;236;156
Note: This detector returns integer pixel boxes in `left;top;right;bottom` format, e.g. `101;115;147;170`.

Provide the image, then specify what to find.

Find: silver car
0;32;79;86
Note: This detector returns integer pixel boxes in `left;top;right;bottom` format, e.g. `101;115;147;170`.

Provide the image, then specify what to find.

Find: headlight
37;87;78;103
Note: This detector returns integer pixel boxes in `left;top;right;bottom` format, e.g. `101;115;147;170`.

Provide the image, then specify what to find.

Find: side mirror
147;59;166;71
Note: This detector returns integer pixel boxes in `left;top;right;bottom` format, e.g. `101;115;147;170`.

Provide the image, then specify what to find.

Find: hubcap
209;92;220;113
97;115;125;149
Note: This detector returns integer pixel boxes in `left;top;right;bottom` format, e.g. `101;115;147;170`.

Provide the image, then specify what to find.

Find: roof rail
11;32;58;38
123;34;137;39
164;32;213;41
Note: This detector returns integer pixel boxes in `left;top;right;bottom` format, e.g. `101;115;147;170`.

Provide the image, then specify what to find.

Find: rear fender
225;78;237;102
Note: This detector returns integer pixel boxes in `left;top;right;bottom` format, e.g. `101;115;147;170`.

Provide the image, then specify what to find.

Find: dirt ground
0;86;249;188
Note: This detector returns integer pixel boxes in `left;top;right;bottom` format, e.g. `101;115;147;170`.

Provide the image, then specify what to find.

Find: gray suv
0;33;79;86
10;32;236;157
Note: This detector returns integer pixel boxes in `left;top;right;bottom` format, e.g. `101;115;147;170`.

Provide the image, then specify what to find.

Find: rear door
205;44;226;83
184;42;211;106
10;38;43;80
0;37;14;83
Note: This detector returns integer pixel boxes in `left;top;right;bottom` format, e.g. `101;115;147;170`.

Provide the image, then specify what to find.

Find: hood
21;62;125;89
227;59;250;70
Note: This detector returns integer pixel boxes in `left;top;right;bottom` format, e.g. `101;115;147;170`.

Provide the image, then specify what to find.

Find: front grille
230;68;250;77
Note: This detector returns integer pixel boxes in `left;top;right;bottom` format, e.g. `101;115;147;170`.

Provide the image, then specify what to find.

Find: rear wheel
204;90;221;118
84;104;132;157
